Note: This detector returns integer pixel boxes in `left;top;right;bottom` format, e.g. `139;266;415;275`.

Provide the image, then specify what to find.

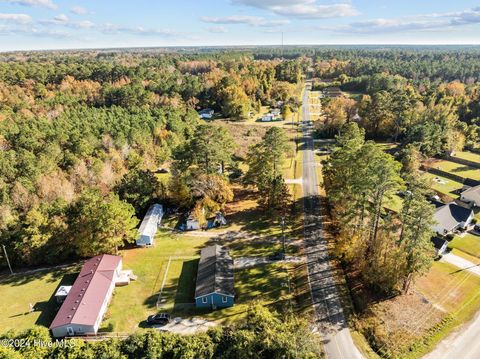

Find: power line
2;245;13;275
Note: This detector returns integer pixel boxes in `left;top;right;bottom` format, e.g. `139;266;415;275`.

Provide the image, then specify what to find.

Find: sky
0;0;479;51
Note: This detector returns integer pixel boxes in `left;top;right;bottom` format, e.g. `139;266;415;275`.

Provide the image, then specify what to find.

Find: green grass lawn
375;142;398;152
405;260;480;358
201;263;293;324
449;248;480;264
432;160;480;181
0;265;80;334
343;90;364;101
384;194;403;213
417;260;480;315
100;232;209;332
422;172;463;197
448;233;480;258
454;151;480;164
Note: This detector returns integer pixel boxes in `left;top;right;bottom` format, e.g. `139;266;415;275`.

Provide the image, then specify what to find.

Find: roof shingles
195;245;234;298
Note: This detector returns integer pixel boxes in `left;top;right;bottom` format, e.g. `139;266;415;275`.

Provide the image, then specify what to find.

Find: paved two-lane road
301;82;363;359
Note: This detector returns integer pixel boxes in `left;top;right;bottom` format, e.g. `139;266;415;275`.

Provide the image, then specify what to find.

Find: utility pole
281;32;284;58
2;245;13;275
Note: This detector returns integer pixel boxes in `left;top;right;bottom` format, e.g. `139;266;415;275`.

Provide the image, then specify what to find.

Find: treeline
0;52;304;268
0;306;323;359
318;72;479;154
323;123;435;293
312;47;480;83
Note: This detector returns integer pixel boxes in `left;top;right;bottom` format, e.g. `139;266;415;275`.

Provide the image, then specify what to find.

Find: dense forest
0;50;303;267
1;46;479;270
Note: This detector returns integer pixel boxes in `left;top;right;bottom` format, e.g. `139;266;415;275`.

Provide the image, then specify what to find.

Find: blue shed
195;245;234;309
136;204;163;246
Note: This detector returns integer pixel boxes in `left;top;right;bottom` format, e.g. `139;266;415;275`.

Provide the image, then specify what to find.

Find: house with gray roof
195;245;234;309
433;202;474;235
460;184;480;207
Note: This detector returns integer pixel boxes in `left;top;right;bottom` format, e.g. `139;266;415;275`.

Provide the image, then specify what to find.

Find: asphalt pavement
301;82;363;359
424;309;480;359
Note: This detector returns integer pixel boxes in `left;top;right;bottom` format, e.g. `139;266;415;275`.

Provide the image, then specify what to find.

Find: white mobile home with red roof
50;254;122;337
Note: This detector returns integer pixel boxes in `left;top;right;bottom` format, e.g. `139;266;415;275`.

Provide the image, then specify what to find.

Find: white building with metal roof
136;204;163;246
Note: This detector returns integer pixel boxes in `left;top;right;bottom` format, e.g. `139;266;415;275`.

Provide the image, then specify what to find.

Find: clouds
101;23;182;38
201;15;289;27
232;0;359;19
39;13;94;28
70;6;88;15
206;26;228;33
0;13;32;24
1;0;57;9
332;7;480;34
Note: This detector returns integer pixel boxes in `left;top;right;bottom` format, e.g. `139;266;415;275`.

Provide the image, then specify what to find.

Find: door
66;327;74;336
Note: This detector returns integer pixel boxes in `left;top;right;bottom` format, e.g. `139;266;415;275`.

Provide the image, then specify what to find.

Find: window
222;296;228;303
202;297;208;304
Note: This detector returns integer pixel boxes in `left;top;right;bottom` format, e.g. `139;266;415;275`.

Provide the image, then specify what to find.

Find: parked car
147;313;171;325
473;224;480;235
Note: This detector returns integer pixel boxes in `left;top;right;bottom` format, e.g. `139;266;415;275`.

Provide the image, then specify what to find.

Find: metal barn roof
195;245;234;298
50;254;121;329
138;204;163;238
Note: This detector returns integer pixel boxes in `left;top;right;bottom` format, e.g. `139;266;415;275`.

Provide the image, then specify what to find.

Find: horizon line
2;43;480;54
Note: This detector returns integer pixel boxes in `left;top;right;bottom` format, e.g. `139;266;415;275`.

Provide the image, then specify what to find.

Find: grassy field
448;233;480;258
0;225;303;335
454;151;480;164
100;232;209;332
358;260;480;359
449;248;480;264
404;261;480;358
343;90;364;101
0;265;80;333
375;142;398;152
384;194;403;213
416;261;480;313
200;262;294;324
422;172;463;197
431;160;480;181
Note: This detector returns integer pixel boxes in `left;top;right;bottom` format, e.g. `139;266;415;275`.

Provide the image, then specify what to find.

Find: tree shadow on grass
34;272;78;328
174;259;198;306
0;265;79;287
450;165;476;174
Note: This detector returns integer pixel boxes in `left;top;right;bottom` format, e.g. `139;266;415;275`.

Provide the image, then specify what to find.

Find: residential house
271;108;281;116
50;255;123;337
433;202;474;235
431;237;449;256
460;185;480;207
213;212;227;226
195;245;234;309
186;214;201;230
261;114;274;122
136;204;163;246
